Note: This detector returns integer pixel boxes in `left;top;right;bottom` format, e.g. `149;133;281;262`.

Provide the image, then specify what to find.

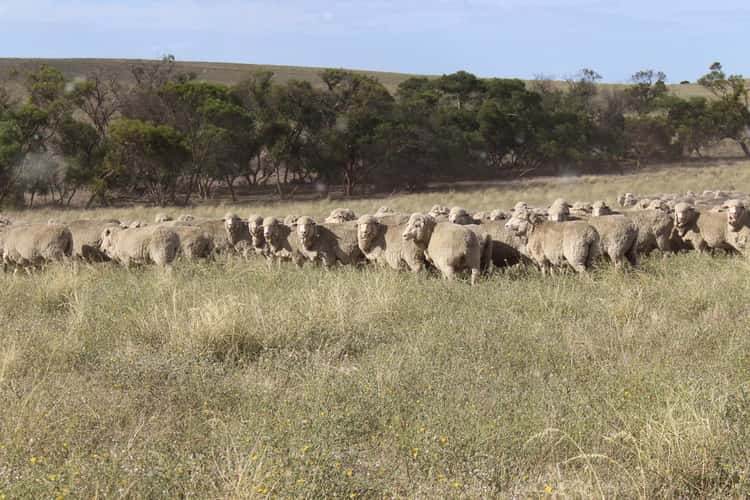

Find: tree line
1;56;749;207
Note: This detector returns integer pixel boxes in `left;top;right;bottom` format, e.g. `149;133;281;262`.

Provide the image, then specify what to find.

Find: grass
0;57;731;97
2;160;750;497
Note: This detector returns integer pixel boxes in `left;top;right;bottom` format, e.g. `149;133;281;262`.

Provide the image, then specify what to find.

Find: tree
106;119;189;206
665;97;719;157
698;63;750;157
318;70;394;196
624;70;668;114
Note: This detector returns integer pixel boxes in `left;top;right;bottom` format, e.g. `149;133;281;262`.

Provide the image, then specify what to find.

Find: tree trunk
739;139;750;158
225;176;237;202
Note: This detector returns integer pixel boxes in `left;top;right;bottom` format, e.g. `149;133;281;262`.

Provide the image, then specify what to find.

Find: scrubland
3;162;750;498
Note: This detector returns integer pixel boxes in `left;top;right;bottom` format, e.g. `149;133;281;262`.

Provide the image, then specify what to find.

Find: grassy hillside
2;161;750;497
0;57;719;97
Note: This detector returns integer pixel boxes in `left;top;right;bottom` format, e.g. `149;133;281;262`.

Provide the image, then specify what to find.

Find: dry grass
2;161;750;497
0;57;729;97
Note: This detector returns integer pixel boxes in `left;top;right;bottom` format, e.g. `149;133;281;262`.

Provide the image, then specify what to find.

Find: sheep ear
104;228;112;236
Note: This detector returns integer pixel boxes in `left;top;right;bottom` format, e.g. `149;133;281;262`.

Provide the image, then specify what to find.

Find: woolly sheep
169;226;214;260
374;206;396;216
548;199;571;222
223;213;252;255
67;219;121;262
488;209;507;221
672;202;733;253
550;202;637;268
324;208;357;224
246;214;268;256
448;207;480;225
505;209;599;274
402;213;484;285
154;213;173;223
262;217;305;266
296;216;364;267
356;215;426;272
2;223;73;270
100;225;179;267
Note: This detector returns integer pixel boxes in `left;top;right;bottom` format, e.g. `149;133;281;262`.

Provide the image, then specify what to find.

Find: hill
0;57;718;97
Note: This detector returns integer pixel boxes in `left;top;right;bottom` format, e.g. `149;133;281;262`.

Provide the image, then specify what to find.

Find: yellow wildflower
453;482;461;488
49;474;56;481
545;485;553;494
345;470;353;477
29;456;37;463
251;454;258;461
439;436;447;445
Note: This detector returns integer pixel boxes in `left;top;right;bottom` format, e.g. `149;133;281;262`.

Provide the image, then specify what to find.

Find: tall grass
2;162;750;497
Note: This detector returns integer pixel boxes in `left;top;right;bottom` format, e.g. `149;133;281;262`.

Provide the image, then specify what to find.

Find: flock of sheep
1;188;750;283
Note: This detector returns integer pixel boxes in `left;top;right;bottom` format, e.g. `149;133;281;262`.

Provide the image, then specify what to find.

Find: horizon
0;1;748;84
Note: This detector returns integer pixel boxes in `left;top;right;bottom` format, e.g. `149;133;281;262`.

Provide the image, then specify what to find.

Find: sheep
100;225;179;267
0;215;11;227
296;216;364;267
617;192;638;208
505;209;600;274
154;213;173;223
402;213;484;285
168;226;214;260
177;214;195;223
262;217;305;266
448;207;480;225
2;223;73;271
591;201;613;217
428;205;450;222
672;202;734;253
374;206;396;216
374;213;410;226
488;209;508;221
67;219;121;262
197;218;234;254
547;199;571;222
466;221;527;269
246;214;268;256
284;214;302;227
324;208;357;224
548;202;636;268
356;215;427;272
223;213;252;255
722;199;750;253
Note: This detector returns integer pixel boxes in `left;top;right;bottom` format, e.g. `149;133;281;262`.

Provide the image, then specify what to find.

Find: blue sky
0;0;747;83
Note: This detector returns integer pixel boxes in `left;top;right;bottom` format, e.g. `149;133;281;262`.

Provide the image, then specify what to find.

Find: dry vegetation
2;161;750;498
0;57;724;97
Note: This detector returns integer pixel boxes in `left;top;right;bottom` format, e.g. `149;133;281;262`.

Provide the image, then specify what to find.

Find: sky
0;0;747;83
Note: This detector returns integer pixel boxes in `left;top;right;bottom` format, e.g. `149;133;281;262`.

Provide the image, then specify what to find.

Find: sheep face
177;214;195;223
99;226;120;258
591;201;612;217
296;217;318;249
262;218;284;251
375;206;395;216
357;216;380;251
505;211;533;237
673;203;695;229
155;213;173;223
402;214;435;246
725;200;746;231
248;215;265;246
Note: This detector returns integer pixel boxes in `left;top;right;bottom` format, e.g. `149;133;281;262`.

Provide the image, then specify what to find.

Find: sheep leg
470;268;480;286
442;265;456;281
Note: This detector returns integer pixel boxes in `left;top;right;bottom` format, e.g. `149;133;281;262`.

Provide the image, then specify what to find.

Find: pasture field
0;57;727;97
3;161;750;498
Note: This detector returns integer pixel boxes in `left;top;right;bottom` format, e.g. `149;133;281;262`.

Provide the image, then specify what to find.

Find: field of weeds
2;162;750;497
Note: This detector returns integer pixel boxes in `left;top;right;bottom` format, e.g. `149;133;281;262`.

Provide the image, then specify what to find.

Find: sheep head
505;208;543;238
296;216;318;249
223;213;246;244
402;213;436;247
99;226;122;258
429;205;450;217
262;217;286;251
673;203;697;231
248;215;265;247
155;213;173;223
724;199;747;231
356;215;381;252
